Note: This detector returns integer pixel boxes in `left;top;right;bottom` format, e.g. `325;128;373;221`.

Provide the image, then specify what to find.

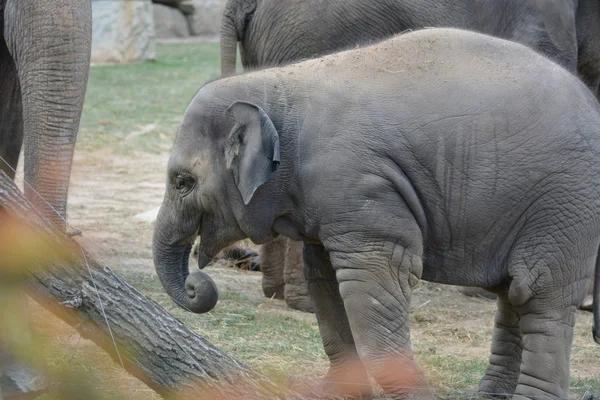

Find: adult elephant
0;0;92;397
219;0;600;311
0;0;92;229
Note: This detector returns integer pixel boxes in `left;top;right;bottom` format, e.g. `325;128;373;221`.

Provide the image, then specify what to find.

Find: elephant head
153;93;282;313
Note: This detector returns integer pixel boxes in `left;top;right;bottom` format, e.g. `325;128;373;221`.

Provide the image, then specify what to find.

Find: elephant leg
505;229;591;399
0;36;23;180
259;235;286;299
303;243;372;399
4;0;92;230
479;294;522;396
284;240;314;312
511;305;575;400
0;36;43;400
327;239;433;399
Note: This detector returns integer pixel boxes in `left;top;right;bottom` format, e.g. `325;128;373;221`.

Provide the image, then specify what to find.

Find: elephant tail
220;0;257;76
593;247;600;344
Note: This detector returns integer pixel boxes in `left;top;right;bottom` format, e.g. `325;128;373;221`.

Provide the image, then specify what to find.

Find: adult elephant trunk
220;0;257;76
152;206;218;314
4;0;92;230
220;11;238;76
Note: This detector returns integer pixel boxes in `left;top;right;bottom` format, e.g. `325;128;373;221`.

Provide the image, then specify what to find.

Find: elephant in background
1;0;92;229
153;29;600;398
219;0;600;310
259;236;314;312
0;0;92;397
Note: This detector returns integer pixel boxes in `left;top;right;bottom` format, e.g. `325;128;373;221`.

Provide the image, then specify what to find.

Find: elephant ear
225;101;280;205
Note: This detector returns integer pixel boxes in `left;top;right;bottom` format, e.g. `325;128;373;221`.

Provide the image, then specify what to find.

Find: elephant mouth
197;251;214;269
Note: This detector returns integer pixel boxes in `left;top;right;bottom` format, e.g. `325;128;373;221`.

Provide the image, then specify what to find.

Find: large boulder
91;0;156;64
153;3;191;39
180;0;227;36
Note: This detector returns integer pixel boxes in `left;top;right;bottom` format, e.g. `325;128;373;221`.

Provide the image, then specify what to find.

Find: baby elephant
153;28;600;399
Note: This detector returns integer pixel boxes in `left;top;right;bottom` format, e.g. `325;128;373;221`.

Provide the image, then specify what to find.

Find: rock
91;0;156;64
153;4;190;39
182;0;227;36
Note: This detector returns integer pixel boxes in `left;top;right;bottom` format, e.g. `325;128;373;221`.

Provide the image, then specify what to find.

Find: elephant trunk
220;10;239;76
4;0;93;231
152;208;218;314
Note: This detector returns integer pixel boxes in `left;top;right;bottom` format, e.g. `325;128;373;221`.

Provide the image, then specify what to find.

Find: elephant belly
420;246;507;288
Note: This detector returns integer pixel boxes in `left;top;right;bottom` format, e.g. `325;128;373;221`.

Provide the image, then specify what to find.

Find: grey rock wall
91;0;156;64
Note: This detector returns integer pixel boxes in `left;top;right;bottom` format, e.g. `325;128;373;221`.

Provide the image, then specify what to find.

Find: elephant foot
579;294;593;311
263;285;285;300
478;377;517;398
285;295;315;313
459;286;497;300
284;280;314;313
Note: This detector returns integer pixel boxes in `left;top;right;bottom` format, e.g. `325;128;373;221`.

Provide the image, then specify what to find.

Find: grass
119;270;328;385
79;42;222;154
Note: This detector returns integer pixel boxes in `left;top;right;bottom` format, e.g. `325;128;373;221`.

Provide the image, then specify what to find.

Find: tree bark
0;171;292;399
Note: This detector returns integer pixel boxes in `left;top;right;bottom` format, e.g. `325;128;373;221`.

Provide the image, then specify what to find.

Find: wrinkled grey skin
154;29;600;399
222;0;600;309
258;235;285;299
461;276;596;309
283;239;314;313
0;1;91;397
0;0;92;230
221;0;600;92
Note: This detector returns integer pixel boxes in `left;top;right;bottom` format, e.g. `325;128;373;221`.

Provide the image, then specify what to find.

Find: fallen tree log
0;171;294;399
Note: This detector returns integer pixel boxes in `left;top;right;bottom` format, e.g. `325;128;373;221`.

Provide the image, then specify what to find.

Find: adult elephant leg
0;37;23;180
4;0;92;230
259;235;286;299
284;240;314;312
303;243;371;399
478;293;522;396
327;236;433;399
0;22;42;400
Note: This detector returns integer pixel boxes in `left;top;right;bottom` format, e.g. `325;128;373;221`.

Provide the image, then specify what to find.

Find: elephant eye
174;174;195;195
